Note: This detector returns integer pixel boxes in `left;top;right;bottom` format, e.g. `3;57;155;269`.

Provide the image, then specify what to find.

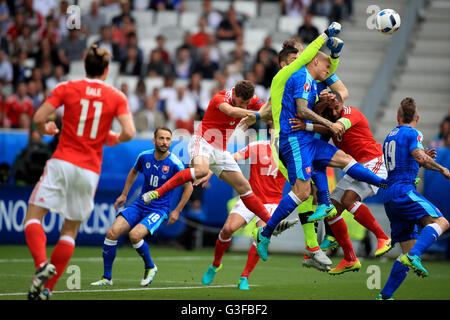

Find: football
375;9;401;34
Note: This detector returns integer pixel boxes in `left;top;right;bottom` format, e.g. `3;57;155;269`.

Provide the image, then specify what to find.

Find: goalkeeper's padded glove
327;37;344;58
324;22;341;38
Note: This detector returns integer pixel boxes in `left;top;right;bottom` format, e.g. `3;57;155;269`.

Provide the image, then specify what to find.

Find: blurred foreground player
23;45;136;300
91;127;192;287
377;98;450;300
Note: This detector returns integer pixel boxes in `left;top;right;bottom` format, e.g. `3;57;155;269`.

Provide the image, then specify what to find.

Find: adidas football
375;9;401;35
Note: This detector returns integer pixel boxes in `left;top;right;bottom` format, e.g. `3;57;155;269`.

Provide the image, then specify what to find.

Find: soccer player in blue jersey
254;51;389;261
91;127;193;286
377;98;450;300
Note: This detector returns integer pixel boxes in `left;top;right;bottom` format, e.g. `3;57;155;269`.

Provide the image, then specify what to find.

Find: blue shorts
279;136;338;185
384;190;442;244
119;199;168;235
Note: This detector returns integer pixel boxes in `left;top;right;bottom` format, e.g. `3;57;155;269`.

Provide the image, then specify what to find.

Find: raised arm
411;148;450;178
218;103;256;118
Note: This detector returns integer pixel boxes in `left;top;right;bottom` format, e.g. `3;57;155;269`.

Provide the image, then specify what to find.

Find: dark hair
154;127;172;138
85;44;110;77
330;90;343;103
278;39;301;65
398;97;417;124
234;80;255;100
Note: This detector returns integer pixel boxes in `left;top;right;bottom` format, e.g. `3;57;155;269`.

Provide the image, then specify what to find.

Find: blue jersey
383;125;424;203
280;66;317;139
133;150;185;211
316;73;340;93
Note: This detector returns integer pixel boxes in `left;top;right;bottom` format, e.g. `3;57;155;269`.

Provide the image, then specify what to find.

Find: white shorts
331;156;387;203
229;199;277;226
29;158;100;221
188;135;241;177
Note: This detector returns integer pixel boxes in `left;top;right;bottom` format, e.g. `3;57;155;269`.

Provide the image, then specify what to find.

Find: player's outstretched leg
308;170;337;222
254;191;303;261
238;241;260;290
348;201;391;257
202;231;231;285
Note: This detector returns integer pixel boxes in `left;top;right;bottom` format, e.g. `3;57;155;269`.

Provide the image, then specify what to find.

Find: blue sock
380;259;409;299
409;224;441;257
262;191;302;238
312;169;332;206
103;238;117;280
344;161;383;187
133;239;154;269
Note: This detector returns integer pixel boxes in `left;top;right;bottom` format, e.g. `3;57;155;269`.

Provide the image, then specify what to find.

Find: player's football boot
305;246;333;267
307;204;337;222
272;218;299;236
141;265;158;286
328;258;361;275
253;227;270;261
320;235;339;251
376;294;394;300
201;264;222;285
38;288;52;300
237;276;250;290
400;253;429;277
90;277;113;286
374;237;392;257
302;254;331;272
142;190;160;204
27;262;57;300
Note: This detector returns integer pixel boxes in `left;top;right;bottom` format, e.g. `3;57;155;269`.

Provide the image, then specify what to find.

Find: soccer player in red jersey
291;90;392;274
142;80;273;224
1;82;34;128
23;45;136;300
197;134;298;290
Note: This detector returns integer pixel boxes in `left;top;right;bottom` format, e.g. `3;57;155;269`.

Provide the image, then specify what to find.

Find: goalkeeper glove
324;22;341;38
327;37;344;58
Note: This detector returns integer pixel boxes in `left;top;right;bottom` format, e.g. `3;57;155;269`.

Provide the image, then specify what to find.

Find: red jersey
46;79;130;174
195;88;264;150
238;141;286;204
2;94;34;127
332;106;383;163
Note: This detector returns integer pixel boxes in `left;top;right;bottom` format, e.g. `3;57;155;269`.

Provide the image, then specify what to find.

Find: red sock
240;192;271;223
212;231;231;267
24;220;47;269
326;214;357;262
156;168;195;196
350;202;388;240
241;242;260;278
45;236;75;292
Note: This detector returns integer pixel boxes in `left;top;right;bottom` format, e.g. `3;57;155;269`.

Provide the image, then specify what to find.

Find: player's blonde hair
85;44;110;77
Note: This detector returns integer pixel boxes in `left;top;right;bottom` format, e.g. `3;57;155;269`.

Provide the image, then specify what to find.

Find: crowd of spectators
0;0;354;135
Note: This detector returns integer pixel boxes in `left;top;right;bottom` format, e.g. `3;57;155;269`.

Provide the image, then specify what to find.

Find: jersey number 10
384;140;396;171
77;99;103;139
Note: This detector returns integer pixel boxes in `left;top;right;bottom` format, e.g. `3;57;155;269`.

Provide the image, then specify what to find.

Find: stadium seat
132;10;155;28
145;77;165;94
260;1;280;17
234;1;258;18
278;15;304;35
184;0;203;13
179;11;201;31
218;41;237;57
311;16;328;34
243;28;268;48
139;38;157;62
116;75;139;91
211;0;230;12
246;17;277;32
154;11;179;28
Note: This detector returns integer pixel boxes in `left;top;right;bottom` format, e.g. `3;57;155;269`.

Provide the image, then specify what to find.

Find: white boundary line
0;284;259;297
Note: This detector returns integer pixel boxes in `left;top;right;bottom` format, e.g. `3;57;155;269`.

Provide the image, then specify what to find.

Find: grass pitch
0;245;449;300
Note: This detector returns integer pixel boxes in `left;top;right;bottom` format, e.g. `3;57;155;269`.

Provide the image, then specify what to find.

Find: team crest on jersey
162;165;170;173
146;162;151;169
304;83;311;92
306;166;312;174
417;134;423;143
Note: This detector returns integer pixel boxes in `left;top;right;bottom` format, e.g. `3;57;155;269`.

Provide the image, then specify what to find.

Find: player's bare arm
411;148;450;178
167;182;194;226
114;168;139;210
295;98;344;136
33;102;60;136
218;102;255;118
